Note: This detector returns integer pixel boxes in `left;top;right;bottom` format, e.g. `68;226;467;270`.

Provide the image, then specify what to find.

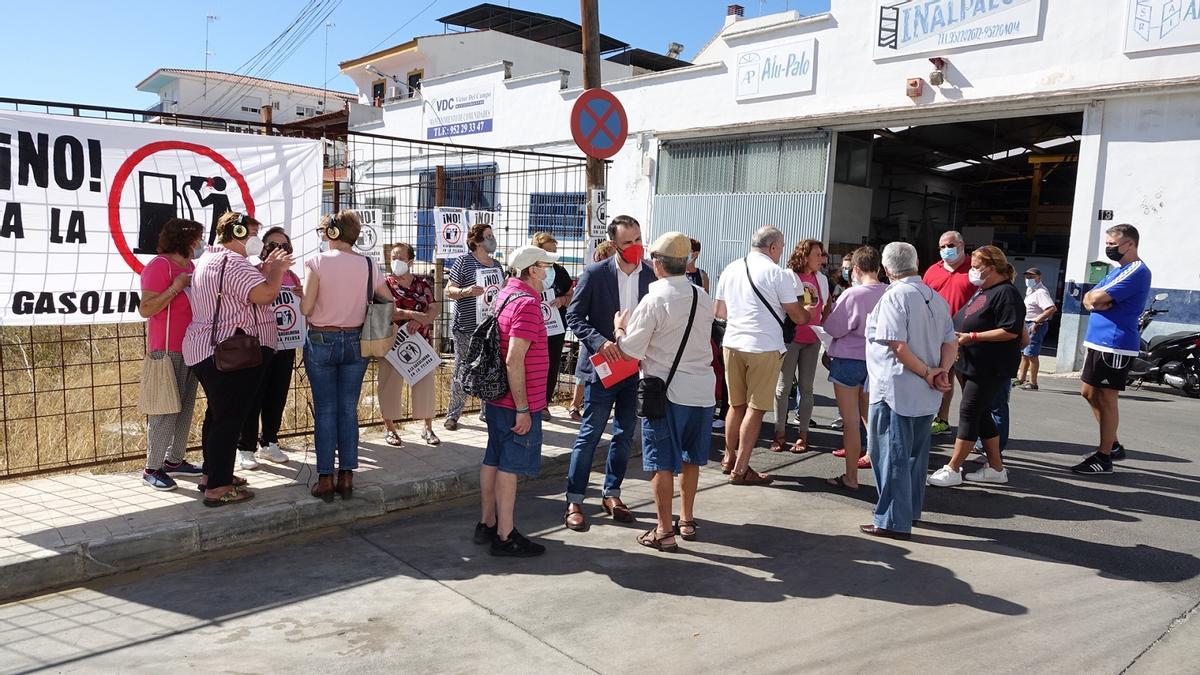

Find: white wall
160;75;347;124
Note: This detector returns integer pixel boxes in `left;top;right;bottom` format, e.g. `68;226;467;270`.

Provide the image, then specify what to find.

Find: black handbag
637;286;698;419
744;256;791;344
211;255;263;373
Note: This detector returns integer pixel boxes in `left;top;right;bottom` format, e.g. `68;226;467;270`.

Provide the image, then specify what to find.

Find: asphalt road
1;374;1197;674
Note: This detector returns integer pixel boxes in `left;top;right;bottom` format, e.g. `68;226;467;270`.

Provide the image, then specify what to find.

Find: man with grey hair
923;229;975;435
713;226;813;486
860;242;957;539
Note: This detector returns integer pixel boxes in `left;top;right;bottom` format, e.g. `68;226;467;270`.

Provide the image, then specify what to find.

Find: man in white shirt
713;226;812;486
615;232;716;552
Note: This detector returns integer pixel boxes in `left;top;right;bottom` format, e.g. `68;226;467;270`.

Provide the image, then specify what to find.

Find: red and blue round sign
570;88;628;160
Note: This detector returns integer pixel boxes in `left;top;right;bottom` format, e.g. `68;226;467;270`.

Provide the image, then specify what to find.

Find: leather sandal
769;438;787;453
564;507;587;532
197;475;248;492
637;528;678;552
790;438;808;454
720;453;737;475
602;497;635;522
730;468;773;486
673;518;698;541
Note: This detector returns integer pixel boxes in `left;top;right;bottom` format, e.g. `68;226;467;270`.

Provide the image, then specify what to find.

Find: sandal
385;430;403;447
769;438;787;453
730;468;773;486
790;438;808;454
637;528;678;552
832;448;848;458
197;475;248;492
568;408;583;422
420;428;441;446
824;474;859;492
857;455;871;469
202;486;255;507
673;518;698;541
720;454;737;475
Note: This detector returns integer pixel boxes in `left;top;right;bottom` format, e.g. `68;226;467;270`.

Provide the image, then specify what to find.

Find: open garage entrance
826;111;1085;352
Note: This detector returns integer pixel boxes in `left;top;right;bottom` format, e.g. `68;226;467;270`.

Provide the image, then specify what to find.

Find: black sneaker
1110;442;1127;461
1071;452;1113;475
162;459;204;476
143;469;178;491
490;529;546;557
473;521;497;545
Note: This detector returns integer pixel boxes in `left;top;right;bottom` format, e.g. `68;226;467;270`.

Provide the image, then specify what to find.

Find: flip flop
824;475;859;492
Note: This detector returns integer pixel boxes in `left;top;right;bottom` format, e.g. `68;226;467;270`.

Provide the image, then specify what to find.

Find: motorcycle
1126;292;1200;397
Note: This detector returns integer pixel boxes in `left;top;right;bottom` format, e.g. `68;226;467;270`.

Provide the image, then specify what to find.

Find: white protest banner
475;267;505;326
350;208;383;264
0;110;322;325
271;285;306;351
872;0;1043;60
540;290;565;337
435;207;468;259
384;327;441;386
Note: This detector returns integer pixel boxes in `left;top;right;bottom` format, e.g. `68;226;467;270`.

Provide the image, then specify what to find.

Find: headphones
230;213;250;240
325;213;342;242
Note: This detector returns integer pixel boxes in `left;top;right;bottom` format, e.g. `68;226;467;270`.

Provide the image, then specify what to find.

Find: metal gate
650;132;831;281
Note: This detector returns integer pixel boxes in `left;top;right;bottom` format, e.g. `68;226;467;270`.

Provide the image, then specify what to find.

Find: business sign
735;39;817;101
873;0;1043;60
271;285;306;351
384;327;441;386
1124;0;1200;53
0;110;322;325
425;87;494;140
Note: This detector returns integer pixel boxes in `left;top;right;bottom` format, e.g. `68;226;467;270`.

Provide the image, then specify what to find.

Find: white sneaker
238;450;260;470
927;465;963;487
255;443;289;464
966;465;1009;484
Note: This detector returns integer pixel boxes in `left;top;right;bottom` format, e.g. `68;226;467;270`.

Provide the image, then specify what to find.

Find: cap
649;231;692;259
1024;267;1042;277
507;245;558;272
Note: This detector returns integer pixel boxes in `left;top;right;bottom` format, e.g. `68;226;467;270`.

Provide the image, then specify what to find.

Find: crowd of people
137;210;1152;554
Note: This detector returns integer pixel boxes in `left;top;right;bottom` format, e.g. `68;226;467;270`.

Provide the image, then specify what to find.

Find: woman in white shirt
1015;267;1057;391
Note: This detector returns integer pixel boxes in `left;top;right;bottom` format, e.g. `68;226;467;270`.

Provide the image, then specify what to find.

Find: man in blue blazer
564;215;656;530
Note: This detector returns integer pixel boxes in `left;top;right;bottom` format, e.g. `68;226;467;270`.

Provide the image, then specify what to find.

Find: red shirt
923;256;975;316
386;274;435;341
492;278;549;412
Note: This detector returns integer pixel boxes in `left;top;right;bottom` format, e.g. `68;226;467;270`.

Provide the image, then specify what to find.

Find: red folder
590;352;639;388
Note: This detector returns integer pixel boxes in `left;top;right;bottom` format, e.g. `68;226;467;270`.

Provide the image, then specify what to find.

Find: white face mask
244;236;264;258
391;260;410;277
318;240;330;253
968;267;986;286
543;264;557;289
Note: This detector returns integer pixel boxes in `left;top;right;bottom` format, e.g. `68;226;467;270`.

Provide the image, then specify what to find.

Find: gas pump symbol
136;172;180;255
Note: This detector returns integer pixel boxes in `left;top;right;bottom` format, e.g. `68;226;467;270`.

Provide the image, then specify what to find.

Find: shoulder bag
362;256;398;358
212;255;263;373
637;286;698;419
138;297;181;415
744;257;792;344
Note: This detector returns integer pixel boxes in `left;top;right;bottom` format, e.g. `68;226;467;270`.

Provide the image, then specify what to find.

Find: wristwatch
515;407;530;414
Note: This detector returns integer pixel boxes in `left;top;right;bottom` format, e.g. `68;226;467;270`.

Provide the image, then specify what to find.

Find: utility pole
204;14;219;100
579;0;605;222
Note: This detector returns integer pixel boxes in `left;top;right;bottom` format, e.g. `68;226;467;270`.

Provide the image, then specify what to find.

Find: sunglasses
262;241;293;255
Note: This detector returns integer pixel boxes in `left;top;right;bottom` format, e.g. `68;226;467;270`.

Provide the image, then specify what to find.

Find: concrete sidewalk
0;408;599;602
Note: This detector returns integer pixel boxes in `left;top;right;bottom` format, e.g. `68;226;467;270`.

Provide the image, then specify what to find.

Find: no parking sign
570;88;628;160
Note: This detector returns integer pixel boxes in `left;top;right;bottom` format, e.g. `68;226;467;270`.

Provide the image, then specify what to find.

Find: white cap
507;245;558;272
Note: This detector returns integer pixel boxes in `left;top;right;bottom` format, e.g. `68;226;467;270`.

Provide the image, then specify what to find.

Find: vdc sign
735;39;818;102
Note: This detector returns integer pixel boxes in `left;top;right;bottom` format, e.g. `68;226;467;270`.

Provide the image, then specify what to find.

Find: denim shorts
482;403;543;476
828;357;868;388
641;401;714;475
1023;321;1048;357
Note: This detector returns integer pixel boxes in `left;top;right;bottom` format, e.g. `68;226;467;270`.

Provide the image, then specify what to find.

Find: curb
0;450;583;603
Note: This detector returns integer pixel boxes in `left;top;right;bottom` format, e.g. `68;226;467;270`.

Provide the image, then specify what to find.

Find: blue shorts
641;401;714;475
482;403;543;476
828;357;868;388
1023;321;1048;357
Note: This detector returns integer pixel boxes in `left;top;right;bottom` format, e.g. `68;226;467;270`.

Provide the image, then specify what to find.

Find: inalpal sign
735;39;818;102
873;0;1044;60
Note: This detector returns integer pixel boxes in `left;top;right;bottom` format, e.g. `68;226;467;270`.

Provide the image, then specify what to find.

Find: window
414;163;499;261
239;96;261;114
406;70;423;98
527;193;586;238
371;79;386;104
657;134;829;195
296;105;317;118
834;134;872;187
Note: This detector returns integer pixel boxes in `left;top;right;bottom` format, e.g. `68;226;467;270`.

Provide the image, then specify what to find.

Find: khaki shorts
723;347;783;412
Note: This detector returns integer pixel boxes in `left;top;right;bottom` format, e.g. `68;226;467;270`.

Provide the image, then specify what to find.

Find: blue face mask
192;242;205;259
841;268;850;282
939;246;958;262
1025;278;1037;288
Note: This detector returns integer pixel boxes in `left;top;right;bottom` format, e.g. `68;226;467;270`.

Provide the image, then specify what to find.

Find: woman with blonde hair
928;245;1024;487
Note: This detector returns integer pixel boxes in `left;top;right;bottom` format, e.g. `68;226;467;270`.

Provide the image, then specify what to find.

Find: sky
0;0;828;111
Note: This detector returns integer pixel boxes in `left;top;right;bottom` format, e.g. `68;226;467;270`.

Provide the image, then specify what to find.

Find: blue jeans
973;379;1011;454
566;376;637;504
304;330;369;475
868;402;933;534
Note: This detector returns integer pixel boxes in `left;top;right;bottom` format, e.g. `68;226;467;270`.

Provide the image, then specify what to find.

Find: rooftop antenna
323;21;336;112
204;14;219;99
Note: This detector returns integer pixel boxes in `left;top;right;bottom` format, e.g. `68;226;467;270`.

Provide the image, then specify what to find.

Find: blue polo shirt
1084;259;1152;357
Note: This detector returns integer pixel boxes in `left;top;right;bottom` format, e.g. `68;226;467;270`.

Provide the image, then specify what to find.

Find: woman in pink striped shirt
183;212;292;507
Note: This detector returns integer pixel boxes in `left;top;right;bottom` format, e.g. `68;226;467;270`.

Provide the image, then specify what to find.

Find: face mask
968;267;986;286
192;243;205;259
841;268;851;282
1025;278;1036;289
1105;245;1123;262
940;246;959;262
483;236;498;254
618;242;644;265
244;236;264;258
543;264;557;289
391;260;410;277
318;240;330;253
